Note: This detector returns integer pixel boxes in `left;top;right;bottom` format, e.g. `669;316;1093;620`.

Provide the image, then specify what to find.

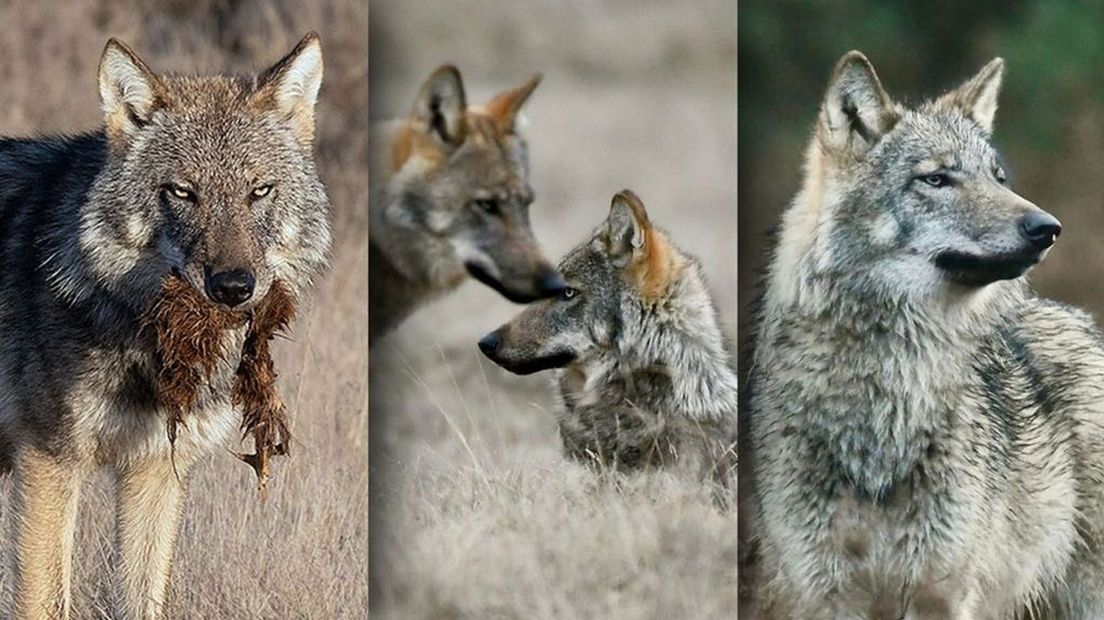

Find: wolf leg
113;457;188;620
12;447;83;620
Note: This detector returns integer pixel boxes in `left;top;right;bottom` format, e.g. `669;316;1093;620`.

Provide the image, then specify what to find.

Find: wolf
745;51;1104;618
0;35;330;619
369;65;563;342
478;190;738;484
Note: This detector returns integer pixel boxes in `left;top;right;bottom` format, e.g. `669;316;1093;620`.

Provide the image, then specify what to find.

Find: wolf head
75;34;331;311
382;65;563;302
479;190;688;374
773;52;1059;306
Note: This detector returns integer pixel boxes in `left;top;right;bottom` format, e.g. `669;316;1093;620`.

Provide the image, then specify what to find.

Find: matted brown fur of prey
140;275;297;496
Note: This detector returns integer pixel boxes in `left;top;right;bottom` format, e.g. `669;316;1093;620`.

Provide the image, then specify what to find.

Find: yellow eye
165;184;196;201
920;173;950;188
251;184;273;199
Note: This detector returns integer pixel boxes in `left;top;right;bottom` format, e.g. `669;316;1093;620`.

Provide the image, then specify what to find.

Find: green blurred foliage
998;2;1104;148
738;0;1104;325
740;0;1104;165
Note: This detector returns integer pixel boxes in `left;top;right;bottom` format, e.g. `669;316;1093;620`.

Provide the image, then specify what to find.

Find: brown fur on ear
484;73;541;133
610;190;682;304
630;226;681;303
388;121;448;174
140;275;297;498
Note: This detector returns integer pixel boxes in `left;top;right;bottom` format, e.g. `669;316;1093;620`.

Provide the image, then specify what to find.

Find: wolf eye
920;173;950;188
472;198;501;215
561;287;579;301
165;184;196;202
250;184;274;200
994;168;1008;185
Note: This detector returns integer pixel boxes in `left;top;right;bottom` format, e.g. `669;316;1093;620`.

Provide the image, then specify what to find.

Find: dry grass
0;1;367;617
370;1;737;617
376;459;737;619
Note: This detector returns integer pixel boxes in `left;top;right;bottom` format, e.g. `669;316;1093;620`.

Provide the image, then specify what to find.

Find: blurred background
740;0;1104;335
0;1;367;616
370;0;737;617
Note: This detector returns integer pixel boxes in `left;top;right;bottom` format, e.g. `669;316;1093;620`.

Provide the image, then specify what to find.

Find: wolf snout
205;267;256;307
1020;211;1062;251
477;330;501;357
535;267;566;298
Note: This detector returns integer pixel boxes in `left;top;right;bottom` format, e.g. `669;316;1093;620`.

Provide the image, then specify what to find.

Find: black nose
478;332;500;357
206;268;255;307
536;270;566;298
1020;211;1062;250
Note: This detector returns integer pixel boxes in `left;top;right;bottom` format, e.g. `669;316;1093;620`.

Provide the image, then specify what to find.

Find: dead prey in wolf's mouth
141;273;297;496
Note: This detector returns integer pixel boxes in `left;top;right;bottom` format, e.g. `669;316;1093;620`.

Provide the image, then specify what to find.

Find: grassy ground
0;1;368;617
369;1;738;617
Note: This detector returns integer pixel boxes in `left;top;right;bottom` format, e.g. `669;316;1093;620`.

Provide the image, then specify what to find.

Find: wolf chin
0;35;330;619
479;190;738;489
369;65;563;342
746;51;1104;618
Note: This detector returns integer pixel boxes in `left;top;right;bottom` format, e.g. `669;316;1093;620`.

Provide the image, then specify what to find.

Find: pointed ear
605;190;650;266
484;73;541;133
255;32;324;145
412;65;468;147
98;39;167;145
819;51;898;156
936;58;1004;134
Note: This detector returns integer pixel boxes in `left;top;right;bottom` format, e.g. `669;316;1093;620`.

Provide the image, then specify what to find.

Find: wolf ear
255;32;324;145
485;74;541;133
937;58;1004;134
413;65;468;147
605;190;650;266
819;51;898;156
98;39;166;145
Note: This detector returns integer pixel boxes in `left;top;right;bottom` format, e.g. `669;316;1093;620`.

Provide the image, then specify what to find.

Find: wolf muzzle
477;329;576;375
936;211;1062;287
465;262;565;303
205;267;256;307
1019;211;1062;251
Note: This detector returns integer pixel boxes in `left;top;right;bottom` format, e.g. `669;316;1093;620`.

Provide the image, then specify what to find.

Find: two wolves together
370;70;739;480
0;35;330;618
745;52;1104;617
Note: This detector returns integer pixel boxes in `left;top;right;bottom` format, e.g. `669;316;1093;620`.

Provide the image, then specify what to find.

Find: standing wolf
479;190;738;483
0;35;330;618
746;51;1104;618
369;66;563;341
